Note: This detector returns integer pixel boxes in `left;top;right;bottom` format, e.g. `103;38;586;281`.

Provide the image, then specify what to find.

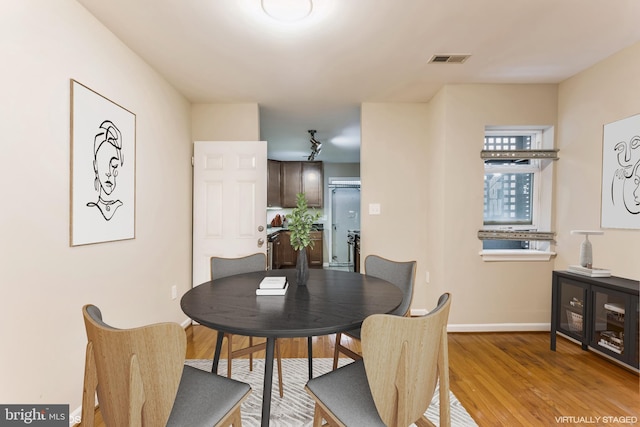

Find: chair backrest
82;305;186;427
210;253;267;280
361;293;451;427
364;254;416;316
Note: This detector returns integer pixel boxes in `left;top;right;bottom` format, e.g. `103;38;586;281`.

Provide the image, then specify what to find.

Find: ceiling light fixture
308;130;322;161
261;0;313;22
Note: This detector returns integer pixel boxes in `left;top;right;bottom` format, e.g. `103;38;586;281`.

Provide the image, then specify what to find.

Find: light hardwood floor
87;327;639;426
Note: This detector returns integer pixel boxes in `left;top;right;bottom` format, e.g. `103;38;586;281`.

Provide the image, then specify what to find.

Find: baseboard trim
182;319;551;333
448;323;550;332
69;406;82;426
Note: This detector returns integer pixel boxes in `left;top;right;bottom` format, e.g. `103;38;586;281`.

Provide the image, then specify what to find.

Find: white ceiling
76;0;640;163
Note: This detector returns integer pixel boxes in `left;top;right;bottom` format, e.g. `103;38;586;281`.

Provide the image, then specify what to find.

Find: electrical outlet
171;285;177;300
368;203;381;215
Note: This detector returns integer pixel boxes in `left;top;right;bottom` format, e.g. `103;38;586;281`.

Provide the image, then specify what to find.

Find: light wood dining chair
211;253;284;397
333;254;416;369
306;293;452;427
81;304;251;427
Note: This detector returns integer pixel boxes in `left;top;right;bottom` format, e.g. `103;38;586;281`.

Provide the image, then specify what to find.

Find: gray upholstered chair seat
343;327;361;340
81;304;250;426
309;294;452;426
333;255;417;369
305;360;386;427
167;365;251;426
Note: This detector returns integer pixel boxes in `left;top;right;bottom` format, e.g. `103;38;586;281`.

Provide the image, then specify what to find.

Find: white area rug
185;358;478;426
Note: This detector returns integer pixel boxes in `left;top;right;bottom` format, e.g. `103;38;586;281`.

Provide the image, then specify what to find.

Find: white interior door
192;141;267;288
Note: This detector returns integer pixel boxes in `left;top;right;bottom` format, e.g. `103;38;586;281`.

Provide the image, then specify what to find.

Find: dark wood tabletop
181;268;403;427
181;268;403;338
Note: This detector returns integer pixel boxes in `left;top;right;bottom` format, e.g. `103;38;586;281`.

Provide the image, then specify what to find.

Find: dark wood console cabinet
551;271;639;371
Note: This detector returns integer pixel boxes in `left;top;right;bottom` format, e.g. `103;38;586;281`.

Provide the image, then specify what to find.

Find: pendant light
308;130;322;161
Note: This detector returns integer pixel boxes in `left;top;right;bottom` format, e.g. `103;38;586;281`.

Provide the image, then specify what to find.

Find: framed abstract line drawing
70;80;136;246
601;113;640;230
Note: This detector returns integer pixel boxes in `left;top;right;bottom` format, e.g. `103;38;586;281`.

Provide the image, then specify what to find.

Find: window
480;127;556;259
484;133;539;230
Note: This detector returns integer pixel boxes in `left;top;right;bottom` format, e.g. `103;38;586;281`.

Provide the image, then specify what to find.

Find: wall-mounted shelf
480;149;559;160
477;230;555;241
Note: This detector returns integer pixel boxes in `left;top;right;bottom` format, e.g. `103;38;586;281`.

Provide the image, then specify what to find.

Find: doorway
329;180;360;268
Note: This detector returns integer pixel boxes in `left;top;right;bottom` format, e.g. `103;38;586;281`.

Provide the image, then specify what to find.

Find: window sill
479;250;556;262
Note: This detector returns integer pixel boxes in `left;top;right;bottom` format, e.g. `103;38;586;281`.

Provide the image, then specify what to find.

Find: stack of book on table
256;276;288;296
567;265;611;278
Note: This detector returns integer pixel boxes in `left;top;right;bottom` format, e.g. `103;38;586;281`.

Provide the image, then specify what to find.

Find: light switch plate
369;203;381;215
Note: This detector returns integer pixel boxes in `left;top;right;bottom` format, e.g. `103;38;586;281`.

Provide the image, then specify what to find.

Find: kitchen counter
267;224;324;237
267;227;285;236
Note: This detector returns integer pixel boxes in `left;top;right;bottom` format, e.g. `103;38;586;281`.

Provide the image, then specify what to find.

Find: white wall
360;103;431;311
0;0;193;416
192;103;260;141
434;84;559;327
361;61;639;327
556;42;640;280
361;87;560;327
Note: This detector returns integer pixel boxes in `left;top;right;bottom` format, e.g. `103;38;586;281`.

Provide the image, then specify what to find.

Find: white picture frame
601;113;640;229
70;80;136;246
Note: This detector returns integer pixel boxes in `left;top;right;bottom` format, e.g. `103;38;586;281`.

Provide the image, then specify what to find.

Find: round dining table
181;268;403;427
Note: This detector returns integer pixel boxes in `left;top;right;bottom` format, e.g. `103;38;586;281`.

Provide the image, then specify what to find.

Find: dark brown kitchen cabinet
277;161;324;208
281;162;302;208
276;230;296;267
302;162;323;208
308;231;323;268
267;160;282;207
273;230;323;269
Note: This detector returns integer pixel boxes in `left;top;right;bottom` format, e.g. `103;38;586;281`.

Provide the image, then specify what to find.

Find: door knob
258;238;265;247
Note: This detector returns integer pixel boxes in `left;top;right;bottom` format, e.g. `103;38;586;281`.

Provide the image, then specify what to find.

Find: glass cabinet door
634;297;639;368
557;278;588;342
591;286;628;362
552;271;639;370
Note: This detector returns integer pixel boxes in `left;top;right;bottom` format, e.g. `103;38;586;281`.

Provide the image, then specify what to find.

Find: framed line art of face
70;80;136;246
601;113;640;230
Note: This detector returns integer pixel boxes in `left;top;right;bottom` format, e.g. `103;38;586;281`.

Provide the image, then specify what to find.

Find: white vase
579;237;592;268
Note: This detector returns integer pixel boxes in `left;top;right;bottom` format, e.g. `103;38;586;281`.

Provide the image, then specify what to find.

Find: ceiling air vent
429;54;470;64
